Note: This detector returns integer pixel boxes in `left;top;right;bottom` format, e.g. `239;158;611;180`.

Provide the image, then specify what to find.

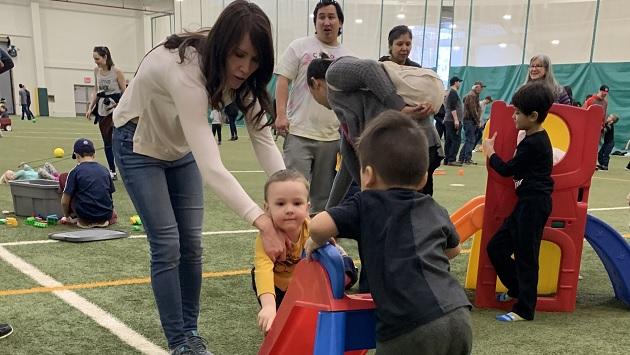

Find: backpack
381;61;444;110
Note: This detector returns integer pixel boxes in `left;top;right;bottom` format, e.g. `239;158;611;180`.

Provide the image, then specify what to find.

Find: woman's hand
401;104;435;120
254;214;287;262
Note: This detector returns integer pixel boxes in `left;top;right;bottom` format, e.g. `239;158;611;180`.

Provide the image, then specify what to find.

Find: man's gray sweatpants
283;134;339;213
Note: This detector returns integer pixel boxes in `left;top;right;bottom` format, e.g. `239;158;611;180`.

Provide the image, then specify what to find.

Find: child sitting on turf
482;81;555;322
61;138;116;228
306;111;472;355
252;169;357;334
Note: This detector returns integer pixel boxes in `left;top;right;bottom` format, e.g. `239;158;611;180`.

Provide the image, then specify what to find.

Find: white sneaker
110;172;118;181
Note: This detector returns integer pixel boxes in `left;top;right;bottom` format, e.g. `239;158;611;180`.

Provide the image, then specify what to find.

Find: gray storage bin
9;179;63;217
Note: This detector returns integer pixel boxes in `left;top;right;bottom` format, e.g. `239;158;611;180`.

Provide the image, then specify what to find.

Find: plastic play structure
452;102;630;311
259;243;374;355
259;103;630;353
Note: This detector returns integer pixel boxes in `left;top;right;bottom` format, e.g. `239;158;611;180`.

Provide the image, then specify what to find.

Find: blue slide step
584;214;630;308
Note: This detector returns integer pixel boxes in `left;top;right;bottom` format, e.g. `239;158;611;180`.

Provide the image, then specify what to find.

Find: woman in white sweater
112;2;286;354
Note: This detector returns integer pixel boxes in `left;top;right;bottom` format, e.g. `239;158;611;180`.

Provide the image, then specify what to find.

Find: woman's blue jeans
113;122;204;349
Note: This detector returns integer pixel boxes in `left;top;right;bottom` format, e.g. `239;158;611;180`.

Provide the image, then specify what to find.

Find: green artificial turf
1;116;629;354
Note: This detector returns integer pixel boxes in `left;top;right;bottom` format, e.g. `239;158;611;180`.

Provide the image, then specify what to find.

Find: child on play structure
251;169;357;334
306;111;472;355
482;81;555;322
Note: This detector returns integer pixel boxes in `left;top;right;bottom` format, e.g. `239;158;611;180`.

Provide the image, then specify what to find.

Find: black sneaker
170;343;195;355
0;323;13;339
464;160;478;165
186;331;213;355
450;161;463;167
598;165;609;171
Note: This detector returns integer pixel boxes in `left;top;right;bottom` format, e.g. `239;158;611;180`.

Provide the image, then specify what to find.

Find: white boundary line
587;206;630;211
0;229;258;247
0;246;168;355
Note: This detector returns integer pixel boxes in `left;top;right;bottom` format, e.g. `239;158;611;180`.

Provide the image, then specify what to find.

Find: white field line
0;246;167;355
587;206;630;211
0;229;258;247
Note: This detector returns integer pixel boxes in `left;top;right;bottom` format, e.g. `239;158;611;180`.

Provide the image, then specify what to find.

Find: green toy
33;221;48;228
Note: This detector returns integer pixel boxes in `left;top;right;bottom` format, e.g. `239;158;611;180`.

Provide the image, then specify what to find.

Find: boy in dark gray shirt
307;111;472;355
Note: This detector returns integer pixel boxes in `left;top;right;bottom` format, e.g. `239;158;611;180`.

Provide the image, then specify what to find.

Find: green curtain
451;62;630;149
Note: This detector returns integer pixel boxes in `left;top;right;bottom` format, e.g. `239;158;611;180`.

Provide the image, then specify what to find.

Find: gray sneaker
170;343;195;355
186;331;213;355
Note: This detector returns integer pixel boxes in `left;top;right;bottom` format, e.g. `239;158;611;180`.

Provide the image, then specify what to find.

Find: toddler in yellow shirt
252;169;357;334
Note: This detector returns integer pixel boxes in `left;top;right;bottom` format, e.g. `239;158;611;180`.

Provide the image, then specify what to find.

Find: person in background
434;103;445;140
524;54;570;104
225;102;239;141
583;85;609;120
274;0;352;214
378;25;420;67
18;84;35;120
458;81;485;165
563;85;580;106
112;2;286;354
596;114;620;171
444;76;463;166
209;109;224;145
86;46;126;181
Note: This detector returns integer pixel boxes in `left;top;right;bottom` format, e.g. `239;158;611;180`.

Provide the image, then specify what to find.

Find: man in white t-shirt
274;0;352;213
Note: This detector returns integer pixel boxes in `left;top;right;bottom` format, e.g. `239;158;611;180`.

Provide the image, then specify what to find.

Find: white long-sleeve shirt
113;45;285;224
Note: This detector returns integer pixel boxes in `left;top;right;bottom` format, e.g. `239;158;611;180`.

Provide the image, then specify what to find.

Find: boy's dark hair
264;169;310;202
357;111;428;187
313;0;344;35
512;81;555;123
306;52;333;88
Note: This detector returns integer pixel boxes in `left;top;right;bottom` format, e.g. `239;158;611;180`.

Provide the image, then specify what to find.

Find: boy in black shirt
482;81;555;322
307;111;472;355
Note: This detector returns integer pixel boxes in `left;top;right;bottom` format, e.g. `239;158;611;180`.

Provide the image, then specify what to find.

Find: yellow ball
53;148;64;158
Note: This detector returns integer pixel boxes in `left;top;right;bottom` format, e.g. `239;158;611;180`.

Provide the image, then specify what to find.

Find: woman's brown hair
163;0;274;127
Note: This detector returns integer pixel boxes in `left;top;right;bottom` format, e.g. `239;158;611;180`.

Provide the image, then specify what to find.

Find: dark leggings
422;145;443;196
211;124;222;143
487;195;552;320
98;115;116;173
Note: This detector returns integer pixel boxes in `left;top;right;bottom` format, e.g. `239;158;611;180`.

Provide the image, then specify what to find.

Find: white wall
0;2;37;113
0;0;156;117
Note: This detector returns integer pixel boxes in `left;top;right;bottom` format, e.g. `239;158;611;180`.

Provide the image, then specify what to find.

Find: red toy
475;102;603;312
0;117;11;131
259;244;374;355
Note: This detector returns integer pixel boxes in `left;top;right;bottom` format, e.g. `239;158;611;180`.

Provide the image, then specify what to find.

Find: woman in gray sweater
307;55;442;207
